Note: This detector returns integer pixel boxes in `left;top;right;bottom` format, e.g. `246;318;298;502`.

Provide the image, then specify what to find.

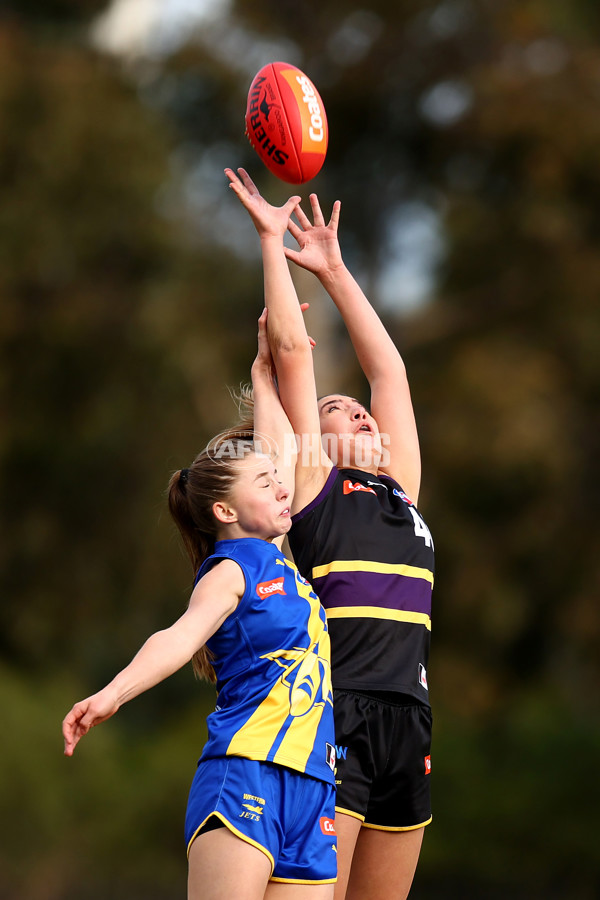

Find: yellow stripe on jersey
226;559;333;771
225;665;304;764
325;606;432;631
311;559;434;586
271;559;333;770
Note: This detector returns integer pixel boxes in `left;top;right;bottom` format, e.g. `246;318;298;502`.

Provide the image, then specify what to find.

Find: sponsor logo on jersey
343;480;377;496
326;742;336;770
424;755;431;774
419;663;428;690
295;570;311;587
256;577;286;599
320;816;336;835
393;487;414;505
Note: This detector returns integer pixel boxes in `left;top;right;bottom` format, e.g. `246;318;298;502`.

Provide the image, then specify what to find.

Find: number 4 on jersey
408;506;434;548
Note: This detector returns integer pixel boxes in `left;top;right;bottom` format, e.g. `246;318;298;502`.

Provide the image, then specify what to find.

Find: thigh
332;812;362;900
345;827;424;900
266;883;334;900
188;825;271;900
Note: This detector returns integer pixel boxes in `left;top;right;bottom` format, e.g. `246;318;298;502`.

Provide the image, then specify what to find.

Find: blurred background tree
1;1;599;898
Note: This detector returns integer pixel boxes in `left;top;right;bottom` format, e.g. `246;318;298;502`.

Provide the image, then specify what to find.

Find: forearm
261;236;310;354
251;362;296;468
319;263;406;383
259;237;323;457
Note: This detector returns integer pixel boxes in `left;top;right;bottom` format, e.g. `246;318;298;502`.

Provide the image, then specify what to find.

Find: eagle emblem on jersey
261;640;332;717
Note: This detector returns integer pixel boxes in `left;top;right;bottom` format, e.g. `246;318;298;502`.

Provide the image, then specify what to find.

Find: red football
245;62;328;184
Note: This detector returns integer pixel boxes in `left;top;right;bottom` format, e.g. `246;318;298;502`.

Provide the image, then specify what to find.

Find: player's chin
278;514;292;533
355;433;382;456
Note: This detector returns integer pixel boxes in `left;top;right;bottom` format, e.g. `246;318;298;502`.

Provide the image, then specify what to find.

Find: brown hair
167;425;261;683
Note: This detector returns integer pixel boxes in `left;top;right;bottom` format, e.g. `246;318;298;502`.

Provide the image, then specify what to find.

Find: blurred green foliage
1;1;599;898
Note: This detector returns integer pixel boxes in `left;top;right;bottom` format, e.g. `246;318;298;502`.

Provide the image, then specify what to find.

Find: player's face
223;454;291;541
318;395;383;471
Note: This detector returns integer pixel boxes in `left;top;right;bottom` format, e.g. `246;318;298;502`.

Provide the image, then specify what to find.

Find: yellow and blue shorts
185;756;337;884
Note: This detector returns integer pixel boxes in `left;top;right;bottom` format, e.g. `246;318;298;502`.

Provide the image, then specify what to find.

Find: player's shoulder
198;556;246;591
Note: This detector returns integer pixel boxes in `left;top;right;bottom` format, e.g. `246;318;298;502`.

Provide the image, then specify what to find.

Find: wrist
259;232;285;247
318;260;348;289
251;361;274;383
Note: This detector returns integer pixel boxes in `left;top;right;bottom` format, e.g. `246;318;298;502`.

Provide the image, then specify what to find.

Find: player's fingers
283;196;302;216
309;193;325;226
237;167;258;193
257;310;269;342
224;169;248;195
63;701;87;729
64;737;77;757
293;203;312;231
79;714;96;733
287;219;303;242
328;200;341;230
283;246;303;266
227;179;245;198
63;708;87;752
227;180;257;213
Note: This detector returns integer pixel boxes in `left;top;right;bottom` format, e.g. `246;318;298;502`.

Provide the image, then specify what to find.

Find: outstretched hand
62;688;120;757
225;167;301;239
285;194;344;277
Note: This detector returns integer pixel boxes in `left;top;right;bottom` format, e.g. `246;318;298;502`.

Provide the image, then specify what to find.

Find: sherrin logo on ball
245;61;328;184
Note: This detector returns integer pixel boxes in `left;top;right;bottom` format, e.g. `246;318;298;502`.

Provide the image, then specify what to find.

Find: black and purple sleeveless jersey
289;468;434;704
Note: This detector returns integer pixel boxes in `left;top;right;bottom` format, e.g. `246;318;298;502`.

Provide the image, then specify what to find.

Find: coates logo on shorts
256;577;286;599
320;816;336;836
205;430;279;467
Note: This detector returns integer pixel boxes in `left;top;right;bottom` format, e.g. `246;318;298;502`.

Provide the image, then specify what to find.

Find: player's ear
212;501;238;525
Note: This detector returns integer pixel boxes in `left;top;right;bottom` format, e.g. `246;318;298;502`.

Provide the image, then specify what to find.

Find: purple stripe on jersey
312;570;432;617
292;466;338;523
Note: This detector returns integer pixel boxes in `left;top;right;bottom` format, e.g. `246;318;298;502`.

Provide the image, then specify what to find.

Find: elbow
269;326;301;353
271;334;311;358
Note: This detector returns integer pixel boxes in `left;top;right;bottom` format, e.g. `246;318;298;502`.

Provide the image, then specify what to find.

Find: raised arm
286;195;422;502
62;560;243;756
225;168;332;512
251;309;296;548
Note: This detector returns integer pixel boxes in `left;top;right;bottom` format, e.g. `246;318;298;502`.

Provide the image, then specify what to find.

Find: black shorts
333;689;432;831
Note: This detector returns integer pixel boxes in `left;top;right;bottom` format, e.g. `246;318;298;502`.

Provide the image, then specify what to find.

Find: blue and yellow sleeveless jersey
195;538;335;786
289;468;435;703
